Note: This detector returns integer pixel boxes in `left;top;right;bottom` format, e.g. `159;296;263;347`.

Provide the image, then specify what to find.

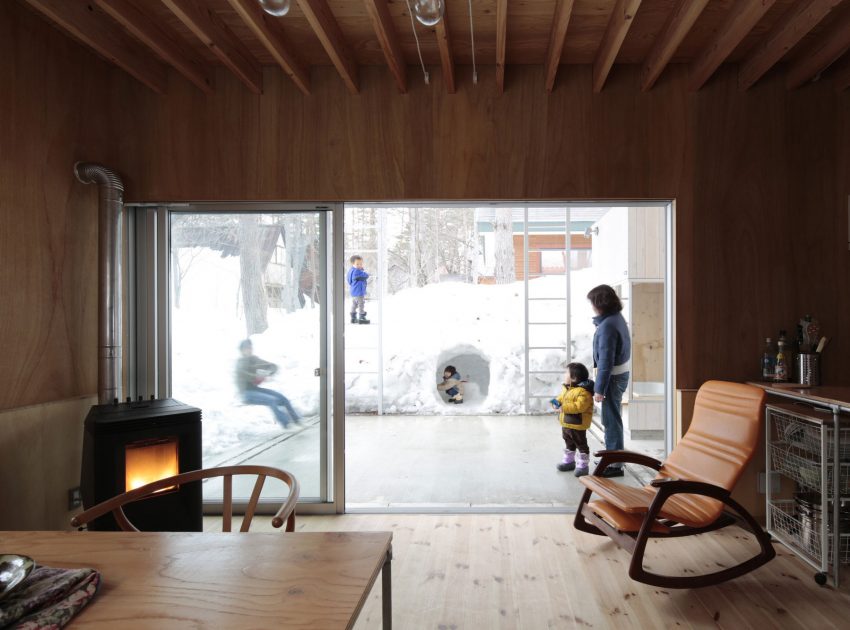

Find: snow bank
171;249;601;460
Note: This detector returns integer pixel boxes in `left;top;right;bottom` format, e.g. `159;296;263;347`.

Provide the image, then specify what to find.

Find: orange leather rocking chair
574;381;776;588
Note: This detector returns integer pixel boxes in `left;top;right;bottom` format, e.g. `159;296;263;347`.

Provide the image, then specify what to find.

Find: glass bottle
762;338;776;380
774;340;788;382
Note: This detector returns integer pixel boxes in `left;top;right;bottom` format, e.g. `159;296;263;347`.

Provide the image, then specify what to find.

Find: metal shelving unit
766;402;850;586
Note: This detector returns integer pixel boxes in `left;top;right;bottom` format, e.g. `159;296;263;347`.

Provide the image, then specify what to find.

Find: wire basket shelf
769;443;850;497
771;409;850;461
769;500;850;566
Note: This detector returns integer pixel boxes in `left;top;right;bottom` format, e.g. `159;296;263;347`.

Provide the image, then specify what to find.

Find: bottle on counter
762;338;776;380
774;340;788;382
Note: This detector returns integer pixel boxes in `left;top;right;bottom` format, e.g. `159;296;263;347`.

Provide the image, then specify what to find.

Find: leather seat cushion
580;476;723;528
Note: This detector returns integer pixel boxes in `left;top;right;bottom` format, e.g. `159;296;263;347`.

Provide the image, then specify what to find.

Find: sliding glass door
129;204;337;510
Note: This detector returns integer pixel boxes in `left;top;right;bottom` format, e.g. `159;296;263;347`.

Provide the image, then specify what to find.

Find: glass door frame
126;202;345;515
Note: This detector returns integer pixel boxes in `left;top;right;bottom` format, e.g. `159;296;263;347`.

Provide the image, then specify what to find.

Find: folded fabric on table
0;565;100;629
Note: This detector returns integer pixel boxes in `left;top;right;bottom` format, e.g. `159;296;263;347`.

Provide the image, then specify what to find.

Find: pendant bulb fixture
258;0;291;17
413;0;445;27
405;0;431;85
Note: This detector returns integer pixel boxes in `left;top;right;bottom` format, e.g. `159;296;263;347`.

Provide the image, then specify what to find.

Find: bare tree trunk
238;216;269;335
410;208;419;287
171;249;182;309
493;207;516;284
282;215;307;313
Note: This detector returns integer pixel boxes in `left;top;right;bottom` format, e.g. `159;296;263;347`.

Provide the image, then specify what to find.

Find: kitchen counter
747;382;850;413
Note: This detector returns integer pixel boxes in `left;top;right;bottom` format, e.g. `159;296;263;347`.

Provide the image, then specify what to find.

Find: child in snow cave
437;365;464;404
551;362;595;477
346;254;370;324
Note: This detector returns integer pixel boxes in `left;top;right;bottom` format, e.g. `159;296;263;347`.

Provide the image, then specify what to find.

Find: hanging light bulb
258;0;291;17
413;0;444;27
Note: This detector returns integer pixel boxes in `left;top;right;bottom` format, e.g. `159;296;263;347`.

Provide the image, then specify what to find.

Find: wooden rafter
739;0;844;90
593;0;643;93
226;0;310;95
785;4;850;89
296;0;359;94
544;0;575;92
689;0;776;91
161;0;262;94
641;0;709;92
94;0;212;94
22;0;167;94
434;10;455;93
363;0;406;93
496;0;508;93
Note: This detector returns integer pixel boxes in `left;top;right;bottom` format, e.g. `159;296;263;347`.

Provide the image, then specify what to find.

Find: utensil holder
796;353;821;386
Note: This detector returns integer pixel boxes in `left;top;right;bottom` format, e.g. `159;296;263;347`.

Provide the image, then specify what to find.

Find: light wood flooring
206;514;850;629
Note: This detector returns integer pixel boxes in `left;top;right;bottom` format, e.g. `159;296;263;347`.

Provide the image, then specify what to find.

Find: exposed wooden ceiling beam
22;0;167;94
161;0;262;94
94;0;212;94
434;10;455;93
785;4;850;89
296;0;359;94
689;0;776;91
363;0;406;93
641;0;709;92
544;0;575;92
739;0;844;90
496;0;508;93
226;0;310;95
593;0;643;93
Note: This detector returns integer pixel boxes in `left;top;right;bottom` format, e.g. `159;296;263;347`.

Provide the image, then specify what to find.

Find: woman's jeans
242;387;300;428
601;372;629;469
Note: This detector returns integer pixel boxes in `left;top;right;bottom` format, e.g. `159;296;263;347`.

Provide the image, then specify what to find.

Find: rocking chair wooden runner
574;381;776;588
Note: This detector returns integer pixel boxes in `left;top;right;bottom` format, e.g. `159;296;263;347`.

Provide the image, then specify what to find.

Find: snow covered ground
171;249;601;462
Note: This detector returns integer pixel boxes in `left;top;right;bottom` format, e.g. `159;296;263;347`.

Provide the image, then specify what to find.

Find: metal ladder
344;209;384;414
523;206;571;413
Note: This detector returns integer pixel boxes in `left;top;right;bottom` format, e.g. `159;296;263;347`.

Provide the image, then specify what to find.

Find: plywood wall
104;61;849;389
2;0;849;527
631;282;664;383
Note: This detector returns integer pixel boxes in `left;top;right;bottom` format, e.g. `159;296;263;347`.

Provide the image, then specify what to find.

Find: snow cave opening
435;345;491;406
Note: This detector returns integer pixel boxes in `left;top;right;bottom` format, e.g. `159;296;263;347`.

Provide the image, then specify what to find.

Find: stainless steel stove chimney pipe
74;162;124;404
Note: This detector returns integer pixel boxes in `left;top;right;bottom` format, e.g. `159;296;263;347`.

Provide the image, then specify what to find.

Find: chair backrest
660;381;765;491
71;465;299;533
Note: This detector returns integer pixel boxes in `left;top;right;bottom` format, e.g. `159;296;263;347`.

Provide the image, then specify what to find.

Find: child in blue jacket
347;255;370;324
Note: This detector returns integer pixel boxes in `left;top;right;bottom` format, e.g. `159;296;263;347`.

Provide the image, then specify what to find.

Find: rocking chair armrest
593;449;664;471
649;478;731;501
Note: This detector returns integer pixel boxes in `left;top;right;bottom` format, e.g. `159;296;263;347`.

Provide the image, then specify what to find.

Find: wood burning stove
80;398;202;531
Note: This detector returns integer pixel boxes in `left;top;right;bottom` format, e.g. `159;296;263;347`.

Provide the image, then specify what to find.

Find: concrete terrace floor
205;413;664;509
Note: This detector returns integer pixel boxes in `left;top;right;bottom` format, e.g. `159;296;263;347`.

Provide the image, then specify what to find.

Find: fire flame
125;438;179;493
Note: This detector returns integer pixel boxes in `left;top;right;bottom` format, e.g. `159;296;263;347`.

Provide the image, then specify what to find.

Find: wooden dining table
1;530;393;629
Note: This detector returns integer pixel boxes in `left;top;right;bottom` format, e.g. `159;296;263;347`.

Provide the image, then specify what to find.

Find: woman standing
588;285;631;478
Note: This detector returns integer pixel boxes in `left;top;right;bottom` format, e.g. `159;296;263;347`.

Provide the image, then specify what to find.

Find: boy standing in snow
437;365;464;404
551;362;595;477
347;255;370;324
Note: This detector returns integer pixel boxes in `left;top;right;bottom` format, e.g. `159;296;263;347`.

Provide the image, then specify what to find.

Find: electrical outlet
68;486;82;510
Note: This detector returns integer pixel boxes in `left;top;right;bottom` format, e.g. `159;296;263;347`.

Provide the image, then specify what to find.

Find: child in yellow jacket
551;362;595;477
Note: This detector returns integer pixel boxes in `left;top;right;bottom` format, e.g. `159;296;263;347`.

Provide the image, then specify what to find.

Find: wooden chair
71;465;300;533
574;380;776;588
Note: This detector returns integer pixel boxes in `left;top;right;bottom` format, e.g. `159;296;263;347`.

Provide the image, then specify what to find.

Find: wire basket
769;500;850;566
769;443;850;496
770;409;850;461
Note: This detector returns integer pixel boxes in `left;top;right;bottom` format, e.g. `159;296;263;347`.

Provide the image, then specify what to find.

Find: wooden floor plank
210;514;849;629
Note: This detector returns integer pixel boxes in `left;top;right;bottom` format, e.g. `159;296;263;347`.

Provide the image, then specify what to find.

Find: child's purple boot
557;449;576;472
